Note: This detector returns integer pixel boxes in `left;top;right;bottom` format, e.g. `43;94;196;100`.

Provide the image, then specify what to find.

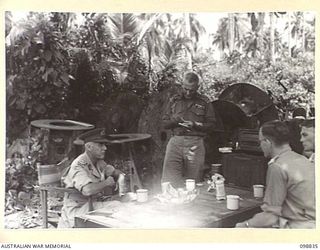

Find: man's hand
173;115;184;123
104;176;116;187
179;120;194;129
235;221;248;228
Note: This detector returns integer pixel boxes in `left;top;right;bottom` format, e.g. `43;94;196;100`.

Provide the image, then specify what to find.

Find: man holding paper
161;72;216;188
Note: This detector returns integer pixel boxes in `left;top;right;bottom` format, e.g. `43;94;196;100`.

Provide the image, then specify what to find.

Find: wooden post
40;189;48;228
128;143;143;191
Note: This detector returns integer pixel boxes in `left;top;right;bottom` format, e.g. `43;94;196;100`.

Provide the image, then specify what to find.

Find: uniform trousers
162;135;205;188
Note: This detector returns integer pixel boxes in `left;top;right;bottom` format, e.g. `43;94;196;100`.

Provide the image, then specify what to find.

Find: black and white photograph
4;10;316;231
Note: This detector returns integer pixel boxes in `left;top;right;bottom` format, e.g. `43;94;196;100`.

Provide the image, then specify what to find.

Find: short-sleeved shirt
261;150;315;228
62;152;115;207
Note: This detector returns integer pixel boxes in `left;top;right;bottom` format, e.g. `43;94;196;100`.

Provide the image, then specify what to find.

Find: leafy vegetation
5;12;315;226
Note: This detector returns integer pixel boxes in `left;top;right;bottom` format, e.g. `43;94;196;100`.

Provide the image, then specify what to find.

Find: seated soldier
300;119;315;162
285;107;306;155
58;128;124;228
236;120;315;228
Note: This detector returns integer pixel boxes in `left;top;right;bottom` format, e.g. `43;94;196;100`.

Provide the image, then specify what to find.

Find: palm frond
5;19;37;47
106;13;141;43
136;13;163;45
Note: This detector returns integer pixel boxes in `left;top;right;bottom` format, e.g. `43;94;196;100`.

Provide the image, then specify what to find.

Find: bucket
37;164;61;186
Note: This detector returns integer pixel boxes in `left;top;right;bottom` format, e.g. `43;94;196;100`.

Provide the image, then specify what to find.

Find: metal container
215;180;226;200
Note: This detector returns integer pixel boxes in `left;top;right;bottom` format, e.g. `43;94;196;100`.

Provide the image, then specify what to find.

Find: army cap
73;128;110;145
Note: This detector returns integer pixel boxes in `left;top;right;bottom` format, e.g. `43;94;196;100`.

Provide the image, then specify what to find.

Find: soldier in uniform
285;107;306;155
162;72;216;188
300;119;315;162
58;128;124;228
236;121;315;228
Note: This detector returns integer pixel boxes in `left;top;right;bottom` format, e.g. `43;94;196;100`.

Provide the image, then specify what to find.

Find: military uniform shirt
163;93;216;136
58;152;115;228
261;150;315;228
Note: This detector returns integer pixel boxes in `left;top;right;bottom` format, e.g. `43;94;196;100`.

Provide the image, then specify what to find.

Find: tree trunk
257;13;265;56
301;12;305;53
270;12;275;63
228;13;235;53
184;13;192;70
287;13;291;57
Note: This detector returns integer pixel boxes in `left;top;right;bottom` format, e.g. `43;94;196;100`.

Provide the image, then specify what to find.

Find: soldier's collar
268;148;291;165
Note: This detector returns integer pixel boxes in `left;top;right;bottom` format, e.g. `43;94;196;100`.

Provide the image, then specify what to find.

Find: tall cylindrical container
215;180;226;200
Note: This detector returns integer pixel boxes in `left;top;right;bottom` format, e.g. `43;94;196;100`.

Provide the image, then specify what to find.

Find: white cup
161;182;170;194
253;185;264;198
185;179;195;191
136;189;148;202
226;195;240;210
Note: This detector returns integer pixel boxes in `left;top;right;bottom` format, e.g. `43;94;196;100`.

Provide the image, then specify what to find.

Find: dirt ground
4;190;63;229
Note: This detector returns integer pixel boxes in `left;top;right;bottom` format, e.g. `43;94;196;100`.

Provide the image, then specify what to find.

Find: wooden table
74;185;262;228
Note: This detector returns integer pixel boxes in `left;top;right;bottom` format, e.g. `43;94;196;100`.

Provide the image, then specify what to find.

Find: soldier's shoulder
196;93;211;103
71;153;90;168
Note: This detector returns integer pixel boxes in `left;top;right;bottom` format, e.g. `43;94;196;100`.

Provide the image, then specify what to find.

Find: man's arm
236;211;279;228
70;162;116;197
163;114;183;129
162;97;184;129
193;102;216;132
81;178;115;196
236;163;287;228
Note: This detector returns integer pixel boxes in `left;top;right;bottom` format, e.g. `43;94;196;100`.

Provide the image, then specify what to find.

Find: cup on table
253;184;264;198
161;182;170;194
226;195;240;210
185;179;195;191
136;189;148;202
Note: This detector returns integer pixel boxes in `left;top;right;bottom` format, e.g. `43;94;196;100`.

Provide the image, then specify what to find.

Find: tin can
215;180;226;200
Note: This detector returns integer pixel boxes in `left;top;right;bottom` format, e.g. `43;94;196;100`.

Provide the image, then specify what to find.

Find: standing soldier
162;72;216;188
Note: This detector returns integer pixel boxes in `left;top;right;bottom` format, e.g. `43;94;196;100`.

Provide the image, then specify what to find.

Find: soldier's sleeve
260;163;287;217
68;163;97;192
194;100;216;132
162;96;182;129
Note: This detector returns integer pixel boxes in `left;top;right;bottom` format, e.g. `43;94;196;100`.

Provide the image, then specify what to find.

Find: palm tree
212;13;249;59
286;12;305;56
287;12;292;57
228;13;235;52
301;12;305;53
270;12;275;63
184;13;192;69
101;13;164;85
212;17;229;59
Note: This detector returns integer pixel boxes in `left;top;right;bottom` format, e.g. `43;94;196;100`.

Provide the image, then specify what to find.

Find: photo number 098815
300;244;318;248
